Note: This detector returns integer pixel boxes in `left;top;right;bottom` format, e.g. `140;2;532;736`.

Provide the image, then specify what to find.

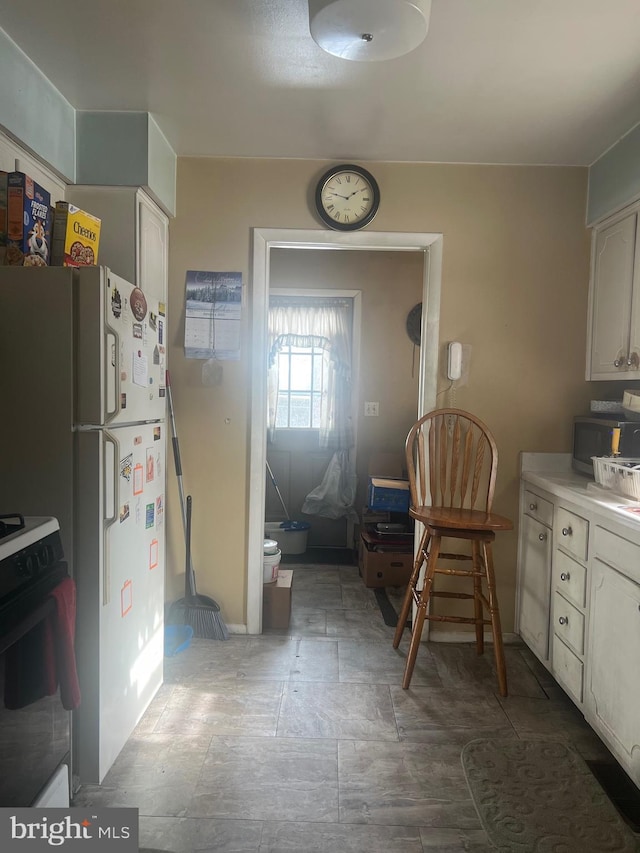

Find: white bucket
263;549;281;583
264;522;310;555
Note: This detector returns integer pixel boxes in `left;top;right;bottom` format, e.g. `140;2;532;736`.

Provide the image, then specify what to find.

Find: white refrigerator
0;265;167;785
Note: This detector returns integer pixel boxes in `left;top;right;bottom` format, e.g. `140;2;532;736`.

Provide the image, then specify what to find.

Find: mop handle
266;460;291;521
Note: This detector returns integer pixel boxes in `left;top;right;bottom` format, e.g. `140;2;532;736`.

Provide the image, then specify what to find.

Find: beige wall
167;157;592;631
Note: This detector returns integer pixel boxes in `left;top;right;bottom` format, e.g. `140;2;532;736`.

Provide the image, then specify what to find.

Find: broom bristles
168;599;229;640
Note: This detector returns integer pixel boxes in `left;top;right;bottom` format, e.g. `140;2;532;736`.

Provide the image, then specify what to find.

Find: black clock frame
315;164;380;231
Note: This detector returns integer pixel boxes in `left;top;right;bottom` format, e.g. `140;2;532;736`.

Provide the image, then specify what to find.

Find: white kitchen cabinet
64;186;168;301
518;455;640;789
586;531;640;787
587;205;640;380
516;488;553;663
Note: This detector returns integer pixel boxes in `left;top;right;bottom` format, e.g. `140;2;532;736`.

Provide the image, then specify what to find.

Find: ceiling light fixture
308;0;431;62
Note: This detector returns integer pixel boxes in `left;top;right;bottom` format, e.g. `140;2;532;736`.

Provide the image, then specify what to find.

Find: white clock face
319;170;376;228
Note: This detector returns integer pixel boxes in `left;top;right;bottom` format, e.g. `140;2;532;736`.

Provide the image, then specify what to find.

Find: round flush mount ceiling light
308;0;431;62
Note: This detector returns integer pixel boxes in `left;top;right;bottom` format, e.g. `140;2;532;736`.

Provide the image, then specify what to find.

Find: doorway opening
249;229;443;634
266;289;361;552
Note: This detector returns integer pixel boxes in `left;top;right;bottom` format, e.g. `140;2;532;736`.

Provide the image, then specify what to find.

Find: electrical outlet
364;401;379;417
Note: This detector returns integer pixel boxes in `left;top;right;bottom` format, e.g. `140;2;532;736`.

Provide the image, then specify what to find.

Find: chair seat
410;505;513;532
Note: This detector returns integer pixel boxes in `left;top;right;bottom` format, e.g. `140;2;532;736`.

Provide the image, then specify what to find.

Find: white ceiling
3;0;640;166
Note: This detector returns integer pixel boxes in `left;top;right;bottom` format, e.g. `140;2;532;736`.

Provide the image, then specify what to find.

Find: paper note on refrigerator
133;349;148;387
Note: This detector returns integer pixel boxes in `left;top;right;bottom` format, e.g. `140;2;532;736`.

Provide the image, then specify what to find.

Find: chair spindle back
406;409;498;512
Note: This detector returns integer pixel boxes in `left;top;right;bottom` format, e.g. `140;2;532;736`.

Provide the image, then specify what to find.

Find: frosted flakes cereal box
4;171;52;266
51;202;101;267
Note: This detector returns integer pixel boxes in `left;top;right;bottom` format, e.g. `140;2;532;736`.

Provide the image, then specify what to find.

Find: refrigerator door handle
104;329;121;424
103;431;120;605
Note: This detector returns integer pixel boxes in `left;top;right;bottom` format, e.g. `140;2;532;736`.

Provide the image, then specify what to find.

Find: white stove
0;513;71;808
0;515;64;605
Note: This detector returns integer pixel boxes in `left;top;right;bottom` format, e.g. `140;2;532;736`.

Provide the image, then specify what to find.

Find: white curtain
267;297;353;450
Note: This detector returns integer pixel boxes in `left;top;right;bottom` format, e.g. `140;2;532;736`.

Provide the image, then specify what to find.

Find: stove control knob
38;545;53;568
17;554;37;578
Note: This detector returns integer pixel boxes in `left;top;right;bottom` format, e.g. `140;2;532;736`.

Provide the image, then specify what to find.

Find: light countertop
520;452;640;538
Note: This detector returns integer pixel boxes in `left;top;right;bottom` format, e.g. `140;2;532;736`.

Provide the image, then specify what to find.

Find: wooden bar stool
393;408;512;695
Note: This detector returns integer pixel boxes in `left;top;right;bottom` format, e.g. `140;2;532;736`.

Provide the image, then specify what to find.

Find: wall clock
315;164;380;231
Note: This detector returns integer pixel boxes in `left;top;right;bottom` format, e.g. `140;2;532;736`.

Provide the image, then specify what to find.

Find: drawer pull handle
538;533;547;542
562;527;572;537
529;503;537;511
560;572;570;581
558;616;568;626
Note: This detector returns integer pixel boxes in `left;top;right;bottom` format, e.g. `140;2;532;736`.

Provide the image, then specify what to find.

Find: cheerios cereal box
51;202;101;267
4;171;52;266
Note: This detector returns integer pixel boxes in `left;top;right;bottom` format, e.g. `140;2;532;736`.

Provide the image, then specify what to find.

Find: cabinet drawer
553;550;587;609
594;526;640;586
552;635;584;704
553;592;585;655
523;489;553;527
555;507;589;562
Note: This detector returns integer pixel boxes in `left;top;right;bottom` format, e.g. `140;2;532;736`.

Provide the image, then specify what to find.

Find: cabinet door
589;212;636;379
137;192;168;302
586;558;640;785
517;513;552;662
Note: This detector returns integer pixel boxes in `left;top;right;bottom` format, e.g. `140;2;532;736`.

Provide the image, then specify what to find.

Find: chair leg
482;541;507;697
393;527;429;649
402;534;440;689
472;540;484;656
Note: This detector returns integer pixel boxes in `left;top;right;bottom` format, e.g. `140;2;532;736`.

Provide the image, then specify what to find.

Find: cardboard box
359;533;413;588
4;171;51;266
368;477;410;513
263;569;293;629
51;202;101;267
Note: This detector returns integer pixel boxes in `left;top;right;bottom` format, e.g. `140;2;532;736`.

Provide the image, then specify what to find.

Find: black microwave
572;417;640;475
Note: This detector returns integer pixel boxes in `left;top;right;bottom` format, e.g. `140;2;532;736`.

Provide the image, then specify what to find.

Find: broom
168;495;229;640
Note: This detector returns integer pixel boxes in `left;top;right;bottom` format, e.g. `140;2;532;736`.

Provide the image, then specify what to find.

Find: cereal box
51;202;101;267
4;171;52;266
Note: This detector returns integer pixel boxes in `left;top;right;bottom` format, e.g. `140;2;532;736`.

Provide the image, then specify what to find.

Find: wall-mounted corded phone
447;341;463;380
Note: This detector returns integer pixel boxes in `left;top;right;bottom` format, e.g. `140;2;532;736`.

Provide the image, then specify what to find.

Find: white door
517;513;552;662
74;422;166;784
76;268;167;427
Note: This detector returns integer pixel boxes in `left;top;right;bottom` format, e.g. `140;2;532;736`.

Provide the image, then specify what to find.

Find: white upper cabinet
587;205;640;380
65;186;168;302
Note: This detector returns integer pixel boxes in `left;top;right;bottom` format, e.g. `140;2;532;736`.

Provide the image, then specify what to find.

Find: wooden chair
393;408;512;695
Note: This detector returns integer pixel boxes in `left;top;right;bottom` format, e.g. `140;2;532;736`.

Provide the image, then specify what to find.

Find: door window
275;344;326;429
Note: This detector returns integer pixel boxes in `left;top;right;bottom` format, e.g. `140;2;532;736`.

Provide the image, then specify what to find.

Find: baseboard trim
226;623;247;635
428;631;520;644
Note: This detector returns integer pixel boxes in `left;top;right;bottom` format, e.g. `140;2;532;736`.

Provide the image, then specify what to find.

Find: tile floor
74;561;635;852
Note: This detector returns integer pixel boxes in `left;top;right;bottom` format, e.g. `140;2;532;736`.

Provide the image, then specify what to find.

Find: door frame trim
248;228;443;634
